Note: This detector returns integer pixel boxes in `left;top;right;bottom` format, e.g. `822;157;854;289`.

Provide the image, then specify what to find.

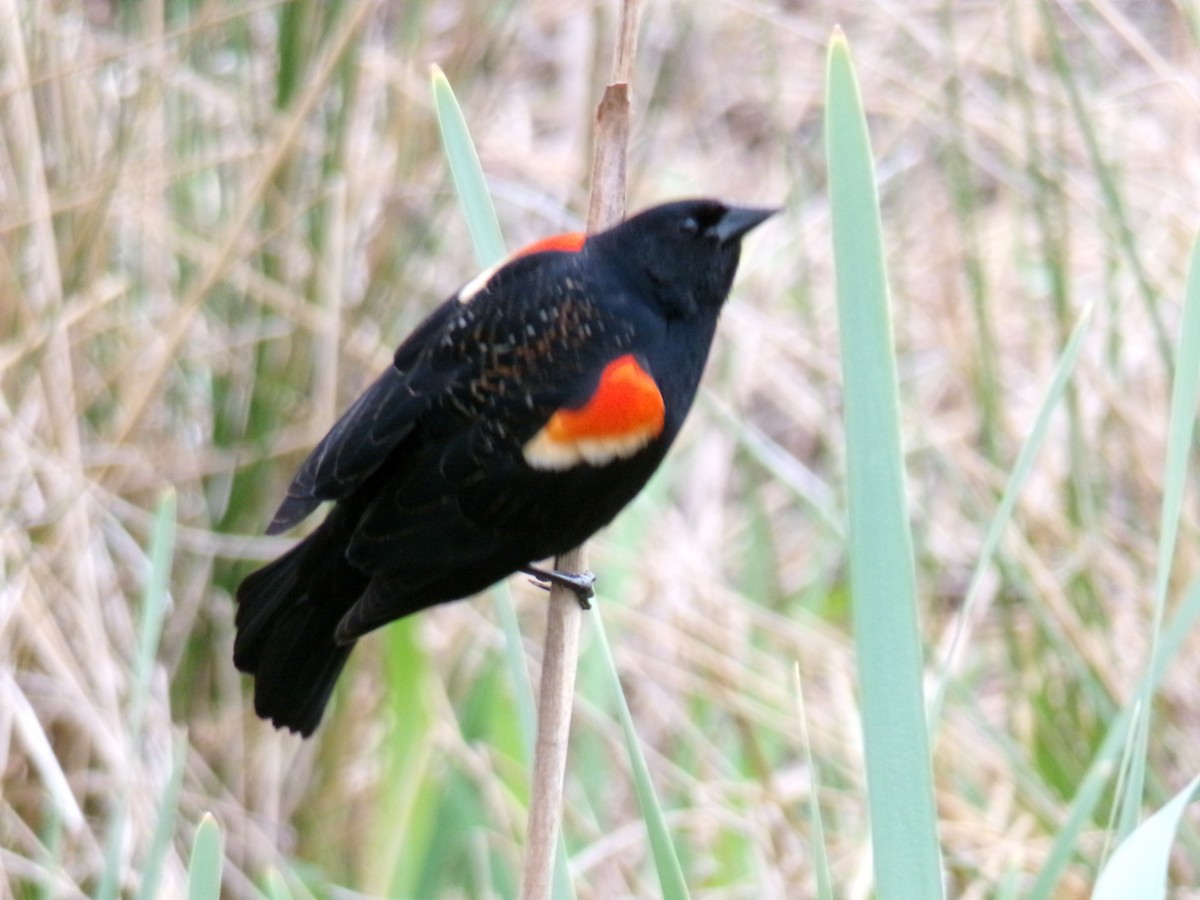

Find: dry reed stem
519;2;640;897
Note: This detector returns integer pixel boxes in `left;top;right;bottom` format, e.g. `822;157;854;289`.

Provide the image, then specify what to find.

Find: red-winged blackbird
234;198;775;735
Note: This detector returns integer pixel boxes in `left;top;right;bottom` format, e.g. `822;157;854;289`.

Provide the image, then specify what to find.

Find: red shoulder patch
457;232;587;305
524;355;666;470
514;232;587;258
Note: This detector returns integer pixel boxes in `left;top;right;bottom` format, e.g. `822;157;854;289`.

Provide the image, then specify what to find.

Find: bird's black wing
266;246;613;535
266;294;473;534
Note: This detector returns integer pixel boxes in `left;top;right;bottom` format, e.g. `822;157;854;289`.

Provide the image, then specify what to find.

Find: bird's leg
521;565;596;610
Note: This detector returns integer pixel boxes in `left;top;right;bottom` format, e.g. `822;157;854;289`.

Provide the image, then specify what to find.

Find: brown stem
518;1;640;897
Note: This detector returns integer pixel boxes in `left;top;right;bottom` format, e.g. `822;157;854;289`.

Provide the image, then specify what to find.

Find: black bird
234;198;776;735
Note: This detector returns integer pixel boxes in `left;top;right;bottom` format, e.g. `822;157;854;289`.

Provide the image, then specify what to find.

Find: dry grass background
4;0;1200;897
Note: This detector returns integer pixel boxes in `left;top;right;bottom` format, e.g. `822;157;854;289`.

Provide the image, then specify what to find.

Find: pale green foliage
826;32;943;898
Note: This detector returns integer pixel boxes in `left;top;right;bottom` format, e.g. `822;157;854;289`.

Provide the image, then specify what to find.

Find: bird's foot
521;565;596;609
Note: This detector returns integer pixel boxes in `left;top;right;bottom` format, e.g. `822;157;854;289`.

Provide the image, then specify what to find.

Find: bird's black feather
235;198;776;735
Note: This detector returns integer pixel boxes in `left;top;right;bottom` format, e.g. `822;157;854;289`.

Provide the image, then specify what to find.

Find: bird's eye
680;216;700;235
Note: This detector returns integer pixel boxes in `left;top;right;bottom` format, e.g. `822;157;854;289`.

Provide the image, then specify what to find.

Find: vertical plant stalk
519;2;639;897
825;29;944;898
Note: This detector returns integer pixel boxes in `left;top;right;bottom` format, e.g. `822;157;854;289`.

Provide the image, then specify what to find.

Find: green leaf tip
430;66;507;266
186;813;224;900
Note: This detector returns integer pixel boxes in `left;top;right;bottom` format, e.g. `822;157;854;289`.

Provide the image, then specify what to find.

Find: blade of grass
1028;575;1200;897
793;664;833;900
1119;230;1200;837
186;813;223;900
702;391;842;537
135;732;187;900
431;66;506;267
1036;0;1170;369
930;304;1095;724
495;583;537;761
263;869;295;900
937;2;1001;461
97;489;177;900
367;618;436;898
1093;774;1200;900
825;28;944;898
591;606;689;899
33;799;64;900
131;489;177;740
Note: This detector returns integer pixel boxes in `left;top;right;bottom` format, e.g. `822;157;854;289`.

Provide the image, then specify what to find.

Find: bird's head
589;199;777;319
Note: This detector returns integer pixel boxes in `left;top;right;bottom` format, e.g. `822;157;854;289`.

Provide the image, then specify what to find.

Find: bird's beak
714;205;779;244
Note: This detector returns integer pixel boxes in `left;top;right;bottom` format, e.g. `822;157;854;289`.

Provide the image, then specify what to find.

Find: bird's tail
234;514;368;737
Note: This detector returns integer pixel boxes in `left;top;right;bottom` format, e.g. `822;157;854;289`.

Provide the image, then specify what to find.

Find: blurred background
4;1;1200;896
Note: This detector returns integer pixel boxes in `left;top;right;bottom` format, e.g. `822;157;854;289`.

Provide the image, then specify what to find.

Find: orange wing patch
457;232;588;304
524;355;666;470
513;232;587;259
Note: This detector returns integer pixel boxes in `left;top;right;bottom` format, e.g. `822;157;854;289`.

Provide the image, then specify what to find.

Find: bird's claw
521;566;596;610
